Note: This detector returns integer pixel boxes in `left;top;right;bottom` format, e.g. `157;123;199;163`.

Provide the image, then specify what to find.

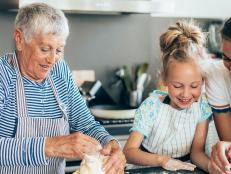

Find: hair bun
160;21;204;54
159;20;208;81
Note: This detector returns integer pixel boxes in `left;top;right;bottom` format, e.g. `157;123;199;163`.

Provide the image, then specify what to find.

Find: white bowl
90;105;136;119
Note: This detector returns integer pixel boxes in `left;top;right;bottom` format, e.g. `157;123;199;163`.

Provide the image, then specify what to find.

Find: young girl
123;21;213;172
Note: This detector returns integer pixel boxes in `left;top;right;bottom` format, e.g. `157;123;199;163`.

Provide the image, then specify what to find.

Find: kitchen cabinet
3;0;173;14
2;0;229;19
151;0;230;19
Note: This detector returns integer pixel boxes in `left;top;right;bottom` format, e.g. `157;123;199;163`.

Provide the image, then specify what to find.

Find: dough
73;154;108;174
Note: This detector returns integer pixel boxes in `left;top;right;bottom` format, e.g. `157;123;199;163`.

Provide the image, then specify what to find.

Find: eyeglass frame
222;53;231;62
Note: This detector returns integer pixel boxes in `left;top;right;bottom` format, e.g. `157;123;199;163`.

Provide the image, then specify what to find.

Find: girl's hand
162;158;196;171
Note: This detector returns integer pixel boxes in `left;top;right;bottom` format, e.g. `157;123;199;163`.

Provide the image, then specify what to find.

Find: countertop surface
125;166;207;174
66;164;207;174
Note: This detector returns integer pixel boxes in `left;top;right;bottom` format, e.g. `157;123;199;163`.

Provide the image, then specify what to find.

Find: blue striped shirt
0;53;114;167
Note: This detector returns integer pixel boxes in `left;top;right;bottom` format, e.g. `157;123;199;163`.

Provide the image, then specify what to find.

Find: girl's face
164;60;203;110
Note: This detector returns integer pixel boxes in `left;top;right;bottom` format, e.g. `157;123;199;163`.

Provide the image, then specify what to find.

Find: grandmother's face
14;29;66;83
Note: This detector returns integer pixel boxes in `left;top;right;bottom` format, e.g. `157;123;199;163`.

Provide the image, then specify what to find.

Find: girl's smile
165;59;203;110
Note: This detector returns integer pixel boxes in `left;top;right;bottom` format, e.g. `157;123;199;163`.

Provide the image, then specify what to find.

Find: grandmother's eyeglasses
222;53;231;63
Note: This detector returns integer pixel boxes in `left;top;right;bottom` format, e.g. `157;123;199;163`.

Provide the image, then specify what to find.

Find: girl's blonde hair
159;21;207;81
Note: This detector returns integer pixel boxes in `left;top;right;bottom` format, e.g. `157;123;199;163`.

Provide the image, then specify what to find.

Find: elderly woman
0;3;125;174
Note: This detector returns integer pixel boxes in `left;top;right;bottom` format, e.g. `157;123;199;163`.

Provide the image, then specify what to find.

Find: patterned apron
1;53;69;174
142;101;199;158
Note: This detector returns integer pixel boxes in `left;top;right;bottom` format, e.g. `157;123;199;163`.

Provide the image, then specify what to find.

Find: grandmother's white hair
15;3;69;42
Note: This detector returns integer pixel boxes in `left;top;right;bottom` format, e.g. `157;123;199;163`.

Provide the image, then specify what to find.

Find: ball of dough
73;154;109;174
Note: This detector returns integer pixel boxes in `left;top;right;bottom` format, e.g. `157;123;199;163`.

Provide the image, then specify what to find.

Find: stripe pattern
1;53;69;173
131;91;211;158
142;100;203;158
0;52;114;173
211;107;231;113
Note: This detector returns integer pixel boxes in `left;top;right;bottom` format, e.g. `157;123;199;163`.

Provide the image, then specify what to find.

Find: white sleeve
205;61;231;108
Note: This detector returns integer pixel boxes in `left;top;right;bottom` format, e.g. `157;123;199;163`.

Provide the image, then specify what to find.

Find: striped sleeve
0;79;5;111
0;59;10;112
57;60;115;146
0;137;48;166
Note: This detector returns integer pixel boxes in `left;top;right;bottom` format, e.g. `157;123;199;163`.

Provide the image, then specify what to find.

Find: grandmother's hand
101;140;126;174
45;132;101;159
211;141;231;174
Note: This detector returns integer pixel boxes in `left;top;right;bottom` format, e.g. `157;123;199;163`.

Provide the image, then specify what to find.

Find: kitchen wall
0;11;15;54
65;14;177;102
0;11;210;103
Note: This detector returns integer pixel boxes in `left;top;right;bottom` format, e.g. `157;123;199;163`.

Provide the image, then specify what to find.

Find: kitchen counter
125;165;207;174
66;122;132;173
67;121;208;174
66;166;207;174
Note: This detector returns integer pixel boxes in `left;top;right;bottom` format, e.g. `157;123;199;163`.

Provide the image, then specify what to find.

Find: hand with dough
162;158;196;171
73;154;108;174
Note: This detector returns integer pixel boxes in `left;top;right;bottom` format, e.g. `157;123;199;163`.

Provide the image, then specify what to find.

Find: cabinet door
151;0;230;19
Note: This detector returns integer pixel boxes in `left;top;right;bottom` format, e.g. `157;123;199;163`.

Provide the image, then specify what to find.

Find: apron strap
11;52;29;118
11;52;68;119
48;76;68;120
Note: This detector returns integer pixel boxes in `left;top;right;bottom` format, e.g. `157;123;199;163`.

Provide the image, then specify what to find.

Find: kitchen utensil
80;81;116;106
123;65;133;92
114;63;150;107
114;66;133;92
136;63;149;81
136;73;147;91
128;90;143;108
135;63;149;92
90;105;136;119
143;74;151;89
115;68;125;78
